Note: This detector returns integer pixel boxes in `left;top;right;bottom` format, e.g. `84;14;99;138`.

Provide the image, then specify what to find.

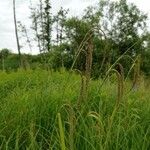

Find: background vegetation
1;0;150;77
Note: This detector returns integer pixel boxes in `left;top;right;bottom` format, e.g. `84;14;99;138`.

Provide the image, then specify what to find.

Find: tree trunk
2;56;5;71
13;0;22;67
24;27;32;54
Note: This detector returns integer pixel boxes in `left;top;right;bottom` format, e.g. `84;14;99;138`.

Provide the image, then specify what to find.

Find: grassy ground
0;69;149;150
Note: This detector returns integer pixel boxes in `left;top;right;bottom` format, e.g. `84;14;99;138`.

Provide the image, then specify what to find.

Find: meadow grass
0;69;149;150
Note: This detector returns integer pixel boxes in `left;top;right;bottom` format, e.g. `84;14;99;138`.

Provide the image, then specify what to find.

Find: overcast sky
0;0;150;54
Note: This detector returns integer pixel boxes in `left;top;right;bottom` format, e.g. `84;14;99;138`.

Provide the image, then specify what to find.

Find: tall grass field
0;69;149;150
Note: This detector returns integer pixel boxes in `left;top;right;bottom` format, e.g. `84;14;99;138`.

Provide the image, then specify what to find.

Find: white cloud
63;0;98;17
129;0;150;13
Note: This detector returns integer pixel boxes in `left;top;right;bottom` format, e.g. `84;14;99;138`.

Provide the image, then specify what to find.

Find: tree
54;7;69;45
30;0;52;53
141;33;150;76
0;49;10;71
87;0;148;77
98;0;147;55
18;21;33;54
43;0;52;52
30;4;42;53
13;0;22;66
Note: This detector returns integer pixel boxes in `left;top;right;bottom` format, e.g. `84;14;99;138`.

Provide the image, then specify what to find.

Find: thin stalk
58;113;66;150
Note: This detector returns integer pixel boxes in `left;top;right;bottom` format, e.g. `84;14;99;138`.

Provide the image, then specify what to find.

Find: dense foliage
0;69;149;149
